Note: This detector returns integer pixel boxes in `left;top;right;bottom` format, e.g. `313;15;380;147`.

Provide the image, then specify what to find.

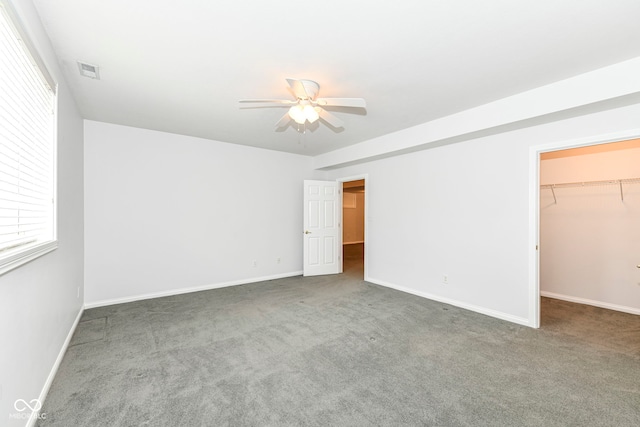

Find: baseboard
541;291;640;315
365;276;533;327
343;241;364;245
84;271;304;309
27;306;84;427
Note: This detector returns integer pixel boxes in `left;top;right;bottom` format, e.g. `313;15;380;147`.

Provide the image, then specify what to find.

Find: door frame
337;174;369;280
528;129;640;328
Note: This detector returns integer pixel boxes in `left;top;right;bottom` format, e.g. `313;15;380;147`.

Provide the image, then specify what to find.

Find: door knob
304;230;311;234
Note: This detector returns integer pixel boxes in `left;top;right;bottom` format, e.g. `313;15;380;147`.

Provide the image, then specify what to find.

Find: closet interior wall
540;141;640;314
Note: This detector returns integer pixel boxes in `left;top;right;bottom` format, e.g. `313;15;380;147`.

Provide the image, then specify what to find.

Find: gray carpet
38;247;640;426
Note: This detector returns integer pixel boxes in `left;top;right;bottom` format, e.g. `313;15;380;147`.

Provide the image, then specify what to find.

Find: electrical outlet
442;274;448;284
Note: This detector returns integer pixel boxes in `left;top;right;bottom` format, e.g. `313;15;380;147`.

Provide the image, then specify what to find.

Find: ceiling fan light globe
303;105;319;123
289;105;306;124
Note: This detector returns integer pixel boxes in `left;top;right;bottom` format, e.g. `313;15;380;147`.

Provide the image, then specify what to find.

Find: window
0;0;57;275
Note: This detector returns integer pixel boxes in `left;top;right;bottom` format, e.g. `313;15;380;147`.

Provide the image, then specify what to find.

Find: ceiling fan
239;78;366;129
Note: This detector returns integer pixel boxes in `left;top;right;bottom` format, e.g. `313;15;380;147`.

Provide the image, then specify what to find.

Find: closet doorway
341;178;366;279
539;138;640;324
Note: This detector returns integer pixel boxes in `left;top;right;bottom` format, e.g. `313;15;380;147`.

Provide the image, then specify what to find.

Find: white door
303;180;340;276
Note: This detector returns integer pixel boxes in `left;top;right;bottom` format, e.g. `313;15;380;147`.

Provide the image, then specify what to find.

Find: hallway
342;243;364;279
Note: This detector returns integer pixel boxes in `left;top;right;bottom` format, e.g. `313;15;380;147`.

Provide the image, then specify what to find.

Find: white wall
540;147;640;313
0;1;84;425
84;121;320;306
326;103;640;326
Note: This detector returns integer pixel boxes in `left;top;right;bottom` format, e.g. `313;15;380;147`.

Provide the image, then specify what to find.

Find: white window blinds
0;1;56;260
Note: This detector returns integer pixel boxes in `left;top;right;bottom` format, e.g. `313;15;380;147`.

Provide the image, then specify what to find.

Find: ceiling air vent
77;61;100;79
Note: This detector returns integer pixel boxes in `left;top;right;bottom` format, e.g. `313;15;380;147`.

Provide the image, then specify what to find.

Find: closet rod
540;177;640;203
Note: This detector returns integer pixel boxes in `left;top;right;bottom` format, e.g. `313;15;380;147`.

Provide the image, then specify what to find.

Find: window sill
0;240;58;276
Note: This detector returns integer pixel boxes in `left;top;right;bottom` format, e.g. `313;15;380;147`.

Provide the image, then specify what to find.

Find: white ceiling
32;0;640;156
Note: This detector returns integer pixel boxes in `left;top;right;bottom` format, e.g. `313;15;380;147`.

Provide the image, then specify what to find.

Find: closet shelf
540;177;640;204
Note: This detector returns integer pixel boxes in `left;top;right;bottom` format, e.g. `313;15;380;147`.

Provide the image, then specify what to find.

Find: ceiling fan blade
275;113;291;128
239;99;294;104
300;80;320;100
317;108;344;128
239;103;292;108
286;78;310;100
316;98;366;108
